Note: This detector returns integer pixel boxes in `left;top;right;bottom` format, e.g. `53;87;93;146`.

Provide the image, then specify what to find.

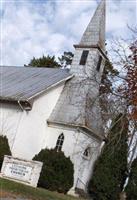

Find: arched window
55;133;64;152
83;147;91;159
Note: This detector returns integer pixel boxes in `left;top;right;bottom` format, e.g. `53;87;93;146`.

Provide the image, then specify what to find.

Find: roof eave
0;97;33;111
0;74;73;110
47;120;104;141
28;74;74;101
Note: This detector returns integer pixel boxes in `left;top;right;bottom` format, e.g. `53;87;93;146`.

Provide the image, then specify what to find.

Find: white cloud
0;0;136;66
106;0;136;38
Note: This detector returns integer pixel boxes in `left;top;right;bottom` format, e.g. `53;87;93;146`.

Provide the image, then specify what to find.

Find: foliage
88;114;128;200
110;39;137;182
117;40;137;120
0;135;11;170
125;157;137;200
26;55;60;68
100;59;119;95
99;38;137;195
124;40;137;120
100;37;137;123
58;52;74;68
33;149;74;194
99;59;119;121
26;52;74;69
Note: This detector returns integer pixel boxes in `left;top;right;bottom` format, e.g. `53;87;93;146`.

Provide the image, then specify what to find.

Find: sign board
0;155;43;187
4;163;33;181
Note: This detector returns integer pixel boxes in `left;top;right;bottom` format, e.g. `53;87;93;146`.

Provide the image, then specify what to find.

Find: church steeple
48;0;107;138
79;0;106;50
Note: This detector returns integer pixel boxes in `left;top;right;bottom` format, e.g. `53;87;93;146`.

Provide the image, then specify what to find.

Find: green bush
0;135;11;170
88;114;128;200
125;157;137;200
33;149;74;193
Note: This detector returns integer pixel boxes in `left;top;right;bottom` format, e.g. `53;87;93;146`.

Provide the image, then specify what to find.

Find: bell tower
70;0;106;86
48;0;107;138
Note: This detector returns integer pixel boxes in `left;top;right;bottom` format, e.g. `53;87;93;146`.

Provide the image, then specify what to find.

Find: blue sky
0;0;136;66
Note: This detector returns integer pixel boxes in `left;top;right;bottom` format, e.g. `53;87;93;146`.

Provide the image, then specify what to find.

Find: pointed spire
80;0;106;50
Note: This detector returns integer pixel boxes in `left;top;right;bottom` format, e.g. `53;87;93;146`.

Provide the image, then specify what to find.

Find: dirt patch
0;190;32;200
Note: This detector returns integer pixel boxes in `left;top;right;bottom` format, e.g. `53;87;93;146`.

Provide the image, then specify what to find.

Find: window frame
82;147;91;160
55;133;64;152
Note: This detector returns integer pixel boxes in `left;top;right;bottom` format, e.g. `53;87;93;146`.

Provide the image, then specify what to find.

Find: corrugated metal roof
0;66;72;102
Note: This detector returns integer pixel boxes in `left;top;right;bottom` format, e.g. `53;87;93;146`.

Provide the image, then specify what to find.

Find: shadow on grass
0;178;85;200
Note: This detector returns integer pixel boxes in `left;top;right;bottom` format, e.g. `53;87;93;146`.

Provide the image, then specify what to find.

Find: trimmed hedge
33;149;74;193
0;135;11;169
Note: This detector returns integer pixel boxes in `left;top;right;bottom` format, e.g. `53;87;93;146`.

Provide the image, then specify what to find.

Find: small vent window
96;55;102;71
83;147;91;160
79;50;89;65
55;133;64;152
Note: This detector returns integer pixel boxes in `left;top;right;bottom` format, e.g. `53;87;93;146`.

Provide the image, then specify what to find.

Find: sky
0;0;136;66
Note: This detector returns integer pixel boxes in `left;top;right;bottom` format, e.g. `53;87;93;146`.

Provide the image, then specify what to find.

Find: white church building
0;0;107;193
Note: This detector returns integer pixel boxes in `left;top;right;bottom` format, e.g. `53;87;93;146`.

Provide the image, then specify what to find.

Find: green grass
0;177;84;200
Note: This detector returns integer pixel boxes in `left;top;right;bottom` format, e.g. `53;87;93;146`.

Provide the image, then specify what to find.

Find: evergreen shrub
126;157;137;200
0;135;11;170
88;114;128;200
33;148;74;193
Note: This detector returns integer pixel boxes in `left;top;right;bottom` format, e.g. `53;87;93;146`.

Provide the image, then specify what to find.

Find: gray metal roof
0;66;72;102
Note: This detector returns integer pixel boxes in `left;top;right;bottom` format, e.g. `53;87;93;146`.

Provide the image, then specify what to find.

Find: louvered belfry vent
79;50;89;65
96;55;102;71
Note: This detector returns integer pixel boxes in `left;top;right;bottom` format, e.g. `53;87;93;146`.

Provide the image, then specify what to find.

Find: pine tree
58;51;74;68
88;114;128;200
0;135;11;169
125;157;137;200
26;55;60;68
33;148;74;193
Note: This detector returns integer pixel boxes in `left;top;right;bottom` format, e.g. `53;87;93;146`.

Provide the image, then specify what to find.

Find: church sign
0;155;43;187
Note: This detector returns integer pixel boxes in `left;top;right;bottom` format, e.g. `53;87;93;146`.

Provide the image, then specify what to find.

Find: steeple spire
80;0;106;50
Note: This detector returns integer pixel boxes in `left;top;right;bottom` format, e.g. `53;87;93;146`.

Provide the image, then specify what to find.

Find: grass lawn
0;177;85;200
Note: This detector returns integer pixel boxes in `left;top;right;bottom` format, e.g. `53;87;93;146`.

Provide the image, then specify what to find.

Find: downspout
17;100;32;111
11;100;32;151
18;100;24;111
